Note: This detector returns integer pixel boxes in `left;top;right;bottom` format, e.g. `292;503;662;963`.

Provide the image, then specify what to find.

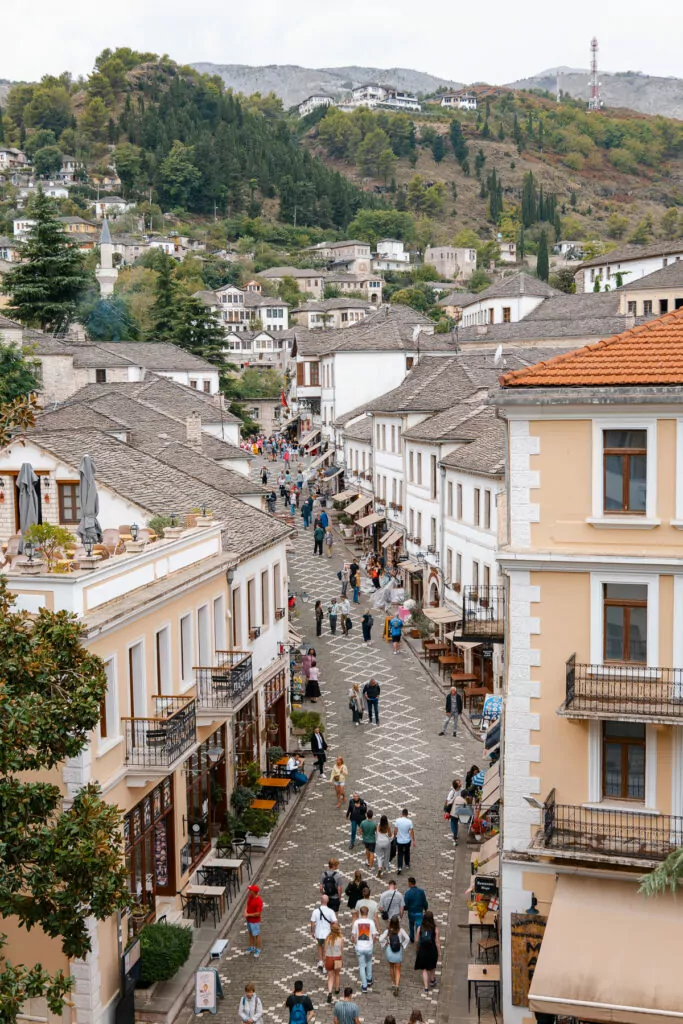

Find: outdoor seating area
421;636;493;716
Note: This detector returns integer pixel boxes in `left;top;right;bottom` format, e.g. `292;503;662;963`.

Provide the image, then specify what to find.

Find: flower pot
246;831;271;850
410;629;421;639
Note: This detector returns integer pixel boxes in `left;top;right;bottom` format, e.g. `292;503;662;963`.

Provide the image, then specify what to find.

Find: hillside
509;67;683;120
190;63;461;107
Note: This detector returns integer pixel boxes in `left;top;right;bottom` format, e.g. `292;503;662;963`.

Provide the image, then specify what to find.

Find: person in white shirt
355;885;380;928
393;809;415;874
339;597;351;636
311;895;338;971
286;754;308;790
351;905;378;992
238;984;263;1024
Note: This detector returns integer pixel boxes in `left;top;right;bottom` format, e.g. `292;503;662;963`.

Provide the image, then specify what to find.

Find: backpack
389;931;401;953
322;872;338;899
289;999;308;1024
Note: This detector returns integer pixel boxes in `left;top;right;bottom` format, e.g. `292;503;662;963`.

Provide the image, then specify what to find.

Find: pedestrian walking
302;497;312;529
439;687;463;737
348;683;363;726
352;568;361;604
320;508;329;530
346;792;368;849
413;910;440;994
378;879;404;923
361;610;373;644
311;726;328;777
333;988;360;1024
320;858;343;912
238;983;263;1024
363;678;381;726
244;884;263;957
370;564;380;590
306;659;321;703
290;492;297;516
393;809;415;874
345;870;366;918
284;981;313;1024
445;778;466;845
403;877;428;944
355;885;380;929
328;599;339;635
313;524;325;556
311;895;338;972
297;470;304;491
261;467;268;486
389;613;404;654
325;528;334;558
324;923;345;1004
360;809;378;869
379;916;410;997
340;596;351;635
351;905;378;993
315;600;324;637
374;816;392;879
330;756;349;808
340;565;350;597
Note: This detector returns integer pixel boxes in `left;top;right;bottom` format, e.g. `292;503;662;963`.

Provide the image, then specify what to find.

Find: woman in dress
414;910;440;993
379;915;410;996
324;922;344;1003
306;659;321;703
301;648;315;683
348;683;363;726
330;756;349;809
345;869;365;920
374;815;393;879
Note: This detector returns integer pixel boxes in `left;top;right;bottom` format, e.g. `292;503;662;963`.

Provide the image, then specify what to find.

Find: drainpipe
439;463;446;603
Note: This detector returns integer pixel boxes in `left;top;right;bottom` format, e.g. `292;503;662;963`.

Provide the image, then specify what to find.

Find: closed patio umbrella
76;455;103;545
16;462;40;553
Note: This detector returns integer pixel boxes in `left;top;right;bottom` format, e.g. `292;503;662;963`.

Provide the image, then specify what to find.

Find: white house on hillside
298;94;334;118
576;240;683;292
459;272;558;326
424;246;477;280
374;239;411;272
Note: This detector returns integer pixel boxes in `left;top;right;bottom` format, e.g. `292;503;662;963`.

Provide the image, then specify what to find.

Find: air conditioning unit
249;626;261;640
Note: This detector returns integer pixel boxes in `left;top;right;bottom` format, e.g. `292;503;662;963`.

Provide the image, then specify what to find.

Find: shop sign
194;967;223;1014
510;912;547;1006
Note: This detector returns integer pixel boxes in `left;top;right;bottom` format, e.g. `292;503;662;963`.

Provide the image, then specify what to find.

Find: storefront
401;559;423;603
380;528;403;567
234;696;260;779
184;727;227;870
264;667;288;749
123;776;175;940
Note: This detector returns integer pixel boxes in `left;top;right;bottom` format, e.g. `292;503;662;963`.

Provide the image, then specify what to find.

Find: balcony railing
562;654;683;722
460;585;505;641
123;695;196;769
194;650;253;711
530;788;683;864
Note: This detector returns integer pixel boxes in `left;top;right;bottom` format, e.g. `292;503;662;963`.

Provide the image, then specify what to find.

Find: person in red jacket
245;884;264;958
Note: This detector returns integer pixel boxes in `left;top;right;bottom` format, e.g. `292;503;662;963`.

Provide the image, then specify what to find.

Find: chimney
186;411;202;445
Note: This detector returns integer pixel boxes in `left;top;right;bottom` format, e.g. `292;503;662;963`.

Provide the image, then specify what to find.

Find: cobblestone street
199;458;482;1024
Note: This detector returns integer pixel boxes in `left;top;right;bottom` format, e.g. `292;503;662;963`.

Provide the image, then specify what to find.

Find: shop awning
529;875;683;1024
278;412;300;430
444;633;484;647
308;451;334;471
324;466;343;479
333;489;358;503
400;559;423;575
300;428;321;447
423;605;461;624
357;512;385;528
288;623;304;644
346;495;372;516
380;529;402;547
481;761;500;807
471;833;499;875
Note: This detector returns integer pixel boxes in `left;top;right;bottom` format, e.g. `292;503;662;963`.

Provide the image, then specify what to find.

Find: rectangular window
382;425;387;450
472;561;479;589
484;564;491;589
392;478;397;504
261;569;270;627
197;605;210;666
446;548;453;583
603;721;646;800
409;508;415;537
213;595;226;652
377;425;382;450
128;642;145;718
627;301;637;314
643;300;653;315
416;511;422;542
474;488;481;526
430;516;437;549
457;483;463;520
309;362;320;386
456;553;462;584
603;430;647;513
231;586;241;647
58;482;81;524
417;453;422;485
273;562;282;616
447;481;453;517
409;451;414;481
484;490;491;530
660;299;669;314
180;614;193;683
397;426;401;453
502;306;511;323
391;425;396;452
100;658;117;741
95;368;107;383
247;578;257;631
155;626;171;695
603;583;647;663
203;380;211;393
430;455;437;500
297;362;304;386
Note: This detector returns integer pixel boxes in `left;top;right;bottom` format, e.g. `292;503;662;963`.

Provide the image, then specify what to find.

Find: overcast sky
4;0;683;85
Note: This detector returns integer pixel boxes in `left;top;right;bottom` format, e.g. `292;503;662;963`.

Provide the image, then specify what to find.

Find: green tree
548;267;576;294
149;252;180;340
346;209;415;248
4;189;88;332
237;367;284;397
0;344;41;402
377;147;397;184
606;213;629;239
536;230;550;281
80;97;108;142
112;142;143;196
23;129;57;157
422;182;446;218
24;83;72;136
522;171;538;227
356;128;392;177
32;145;63;178
157;141;202;209
449;119;469;172
639;848;683;897
660;207;680;240
0;581;129;1022
407;175;426;214
629;215;654;245
171;296;226;358
277;276;303;308
468;268;492;292
81;296;140;340
431;135;446;163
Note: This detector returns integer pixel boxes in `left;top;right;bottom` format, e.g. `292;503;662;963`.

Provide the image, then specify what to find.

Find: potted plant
267;745;285;765
408;604;435;640
242;806;278;850
24;523;73;571
289;709;324;745
138;921;192;986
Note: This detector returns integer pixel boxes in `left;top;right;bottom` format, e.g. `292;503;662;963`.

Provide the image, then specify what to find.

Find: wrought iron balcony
194;650;253;711
460;585;505;641
124;695;196;770
562;654;683;723
529;788;683;866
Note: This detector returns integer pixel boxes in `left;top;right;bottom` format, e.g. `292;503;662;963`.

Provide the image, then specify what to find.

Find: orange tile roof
501;308;683;388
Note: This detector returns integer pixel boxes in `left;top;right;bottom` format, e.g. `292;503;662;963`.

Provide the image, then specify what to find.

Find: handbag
443;801;453;814
381;890;397;921
346;616;353;631
389;837;397;861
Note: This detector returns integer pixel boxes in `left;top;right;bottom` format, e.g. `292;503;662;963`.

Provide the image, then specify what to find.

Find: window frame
473;487;481;526
602;583;648;664
179;613;194;688
58;481;81;524
456;483;463;520
430;454;437;500
602;721;646;801
590;418;657;524
602;430;647;515
590;572;659;667
484;490;492;530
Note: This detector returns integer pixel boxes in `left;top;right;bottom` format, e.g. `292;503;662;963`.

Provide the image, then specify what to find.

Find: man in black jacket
363;678;381;726
345;792;367;849
439;686;463;737
311;727;328;777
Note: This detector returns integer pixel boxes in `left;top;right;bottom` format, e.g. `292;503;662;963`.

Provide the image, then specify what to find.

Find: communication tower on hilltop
587;36;602;111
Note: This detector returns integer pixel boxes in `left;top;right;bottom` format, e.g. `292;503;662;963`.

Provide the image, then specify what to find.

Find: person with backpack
244;884;263;958
284;981;314;1024
310;894;338;972
313;523;325;556
363;679;381;726
413;910;440;994
351;905;378;994
361;610;374;644
320;858;343;912
439;686;463;737
345;792;368;849
379;915;410;997
238;983;263;1024
389;614;404;654
403;877;429;943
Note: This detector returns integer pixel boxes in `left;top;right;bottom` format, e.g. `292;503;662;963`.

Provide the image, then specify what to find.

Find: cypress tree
4;188;88;333
149;252;180;341
537;230;549;282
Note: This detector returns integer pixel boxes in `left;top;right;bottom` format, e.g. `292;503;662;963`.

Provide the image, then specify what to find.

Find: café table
426;642;449;663
250;798;277;812
257;775;291;808
184;884;227;923
467;963;501;1010
468;910;497;952
438;654;465;678
203;855;245;887
460;685;490;713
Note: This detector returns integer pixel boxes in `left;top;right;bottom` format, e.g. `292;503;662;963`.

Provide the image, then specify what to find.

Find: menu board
510;913;547;1006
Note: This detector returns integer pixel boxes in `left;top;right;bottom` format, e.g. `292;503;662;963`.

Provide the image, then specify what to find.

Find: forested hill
1;51;369;229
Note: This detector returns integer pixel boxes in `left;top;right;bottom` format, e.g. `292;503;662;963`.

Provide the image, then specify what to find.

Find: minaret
95;217;118;298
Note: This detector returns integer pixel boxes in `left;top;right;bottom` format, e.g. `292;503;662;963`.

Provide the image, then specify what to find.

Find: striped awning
356;512;385;528
346;495;372;516
380;529;402;547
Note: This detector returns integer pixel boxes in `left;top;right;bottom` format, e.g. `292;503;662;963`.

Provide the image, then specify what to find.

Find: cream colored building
496;308;683;1024
617;258;683;317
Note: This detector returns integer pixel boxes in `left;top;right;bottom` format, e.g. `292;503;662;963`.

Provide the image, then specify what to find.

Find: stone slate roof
294;298;373;312
70;344;139;368
293;305;448;357
440;409;505;477
259;267;324;279
64;377;242;427
22;430;289;559
454;312;637;346
340;417;373;441
620;260;683;291
461;272;559;306
438;291;478;308
0;313;23;330
580;240;683;270
94;342;217;372
522;292;622;320
402;402;490;442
